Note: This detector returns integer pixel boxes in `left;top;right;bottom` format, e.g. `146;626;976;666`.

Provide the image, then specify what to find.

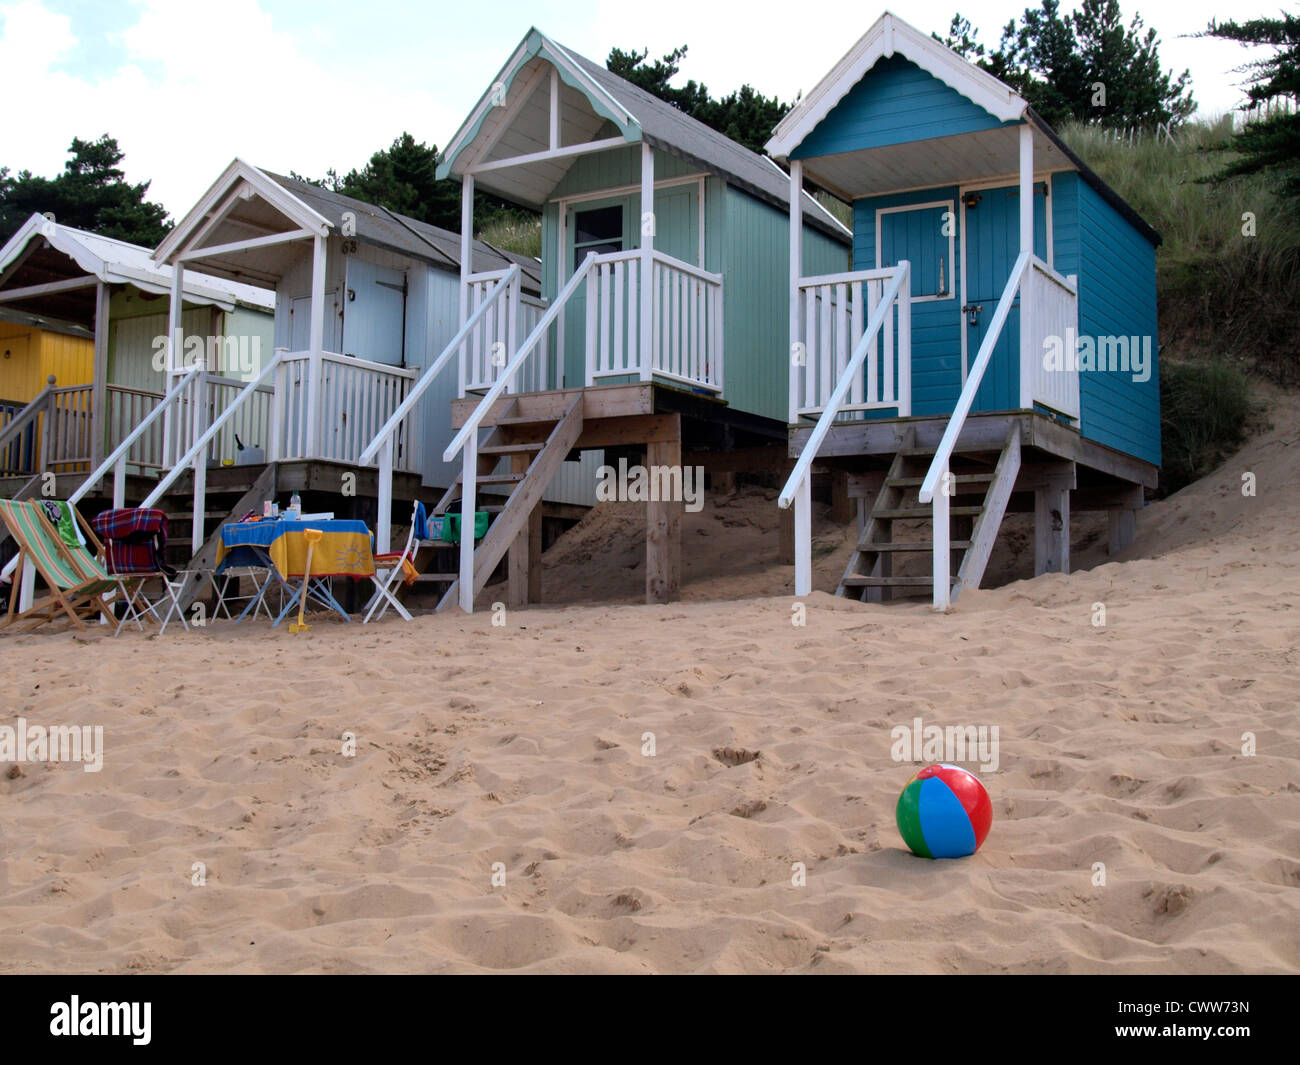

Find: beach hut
766;12;1161;607
140;161;576;575
0;215;273;491
360;26;851;610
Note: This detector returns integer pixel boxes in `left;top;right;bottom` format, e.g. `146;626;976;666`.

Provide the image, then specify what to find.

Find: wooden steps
435;394;585;612
836;426;1021;604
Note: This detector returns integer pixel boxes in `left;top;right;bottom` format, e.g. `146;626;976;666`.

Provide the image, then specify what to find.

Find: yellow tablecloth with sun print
216;519;375;580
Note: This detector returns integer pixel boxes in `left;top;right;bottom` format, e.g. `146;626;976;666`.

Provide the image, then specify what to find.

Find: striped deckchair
0;499;116;632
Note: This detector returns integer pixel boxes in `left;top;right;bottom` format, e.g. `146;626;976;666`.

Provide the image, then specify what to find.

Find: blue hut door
342;257;407;367
962;182;1048;412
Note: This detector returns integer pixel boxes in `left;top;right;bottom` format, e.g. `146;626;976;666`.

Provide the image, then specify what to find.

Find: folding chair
0;500;116;632
211;566;277;622
363;500;419;623
90;508;190;635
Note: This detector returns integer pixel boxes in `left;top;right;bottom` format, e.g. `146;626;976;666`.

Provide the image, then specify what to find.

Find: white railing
360;263;521;554
146;354;284;550
920;251;1032;611
47;385;93;471
793;266;911;419
1020;257;1080;420
585;249;723;392
2;383;171;480
268;351;418;468
778;262;911;598
462;267;522;393
516;293;556;393
443;255;599;613
104;385;165;472
586;250;642;384
1;365;204;595
650;251;723;392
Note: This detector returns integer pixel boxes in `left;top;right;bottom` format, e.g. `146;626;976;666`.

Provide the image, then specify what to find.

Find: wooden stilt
646;435;682;604
507;450;539;606
1034;484;1070;575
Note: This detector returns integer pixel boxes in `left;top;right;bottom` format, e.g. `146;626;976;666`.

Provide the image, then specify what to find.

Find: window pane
575;206;622;245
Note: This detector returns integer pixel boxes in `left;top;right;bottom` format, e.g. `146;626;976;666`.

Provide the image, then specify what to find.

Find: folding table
215;518;375;626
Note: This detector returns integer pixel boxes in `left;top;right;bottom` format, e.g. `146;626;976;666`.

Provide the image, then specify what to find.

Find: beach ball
896;764;992;859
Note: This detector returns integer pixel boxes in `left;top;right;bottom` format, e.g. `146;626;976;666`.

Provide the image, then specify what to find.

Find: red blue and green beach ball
896;764;993;859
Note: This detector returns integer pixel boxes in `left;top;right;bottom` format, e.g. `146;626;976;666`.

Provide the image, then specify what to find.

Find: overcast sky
0;0;1270;217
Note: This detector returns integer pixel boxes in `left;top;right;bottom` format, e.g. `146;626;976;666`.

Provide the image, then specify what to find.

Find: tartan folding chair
90;508;190;635
0;499;116;632
363;500;419;623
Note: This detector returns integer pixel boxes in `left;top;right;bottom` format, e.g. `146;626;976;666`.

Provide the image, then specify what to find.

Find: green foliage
606;45;792;154
1061;118;1300;383
477;211;541;259
1158;359;1255;493
0;135;171;245
941;0;1194;130
296;131;534;238
1198;14;1300;198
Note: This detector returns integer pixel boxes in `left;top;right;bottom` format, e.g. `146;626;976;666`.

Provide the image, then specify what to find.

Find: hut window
573;206;623;270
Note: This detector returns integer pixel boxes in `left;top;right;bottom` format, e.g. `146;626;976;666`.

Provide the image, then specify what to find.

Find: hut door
342;258;407;367
563;198;631;385
962;182;1048;412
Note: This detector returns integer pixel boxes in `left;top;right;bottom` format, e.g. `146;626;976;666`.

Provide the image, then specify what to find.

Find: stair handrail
777;261;910;599
1;367;205;586
0;374;56;462
358;263;520;468
70;363;204;509
355;262;519;555
142;355;281;508
919;251;1031;507
778;262;911;511
443;252;601;467
441;251;601;613
919;250;1031;612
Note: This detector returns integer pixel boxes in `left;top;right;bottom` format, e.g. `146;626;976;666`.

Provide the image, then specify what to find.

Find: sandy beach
1;393;1297;974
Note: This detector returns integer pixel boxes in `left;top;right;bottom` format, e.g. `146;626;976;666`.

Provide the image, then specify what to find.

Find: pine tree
1200;13;1300;198
0;135;171;245
940;0;1194;130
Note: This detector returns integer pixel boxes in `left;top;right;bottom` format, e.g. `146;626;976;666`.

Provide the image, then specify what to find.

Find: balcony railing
792;266;912;420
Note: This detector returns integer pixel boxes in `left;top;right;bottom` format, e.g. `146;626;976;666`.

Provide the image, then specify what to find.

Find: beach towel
412;500;430;542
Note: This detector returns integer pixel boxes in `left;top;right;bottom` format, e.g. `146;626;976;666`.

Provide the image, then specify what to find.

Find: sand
0;393;1297;974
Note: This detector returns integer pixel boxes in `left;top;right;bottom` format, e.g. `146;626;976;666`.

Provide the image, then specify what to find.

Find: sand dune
0;396;1297;973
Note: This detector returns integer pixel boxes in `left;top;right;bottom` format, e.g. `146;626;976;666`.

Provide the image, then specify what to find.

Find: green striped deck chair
0;499;116;632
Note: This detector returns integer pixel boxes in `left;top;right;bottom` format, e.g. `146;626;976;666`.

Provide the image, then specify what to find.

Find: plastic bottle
288;491;302;520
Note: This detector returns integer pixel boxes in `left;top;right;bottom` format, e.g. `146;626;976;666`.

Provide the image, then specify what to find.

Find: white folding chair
211;566;276;622
111;570;191;635
363;502;418;623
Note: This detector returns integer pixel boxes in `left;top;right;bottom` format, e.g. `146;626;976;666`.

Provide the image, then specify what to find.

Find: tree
607;45;792;154
939;0;1195;130
1199;13;1300;198
293;132;531;237
0;135;171;245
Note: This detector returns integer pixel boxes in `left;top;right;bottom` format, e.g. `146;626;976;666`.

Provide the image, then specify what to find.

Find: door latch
962;302;984;326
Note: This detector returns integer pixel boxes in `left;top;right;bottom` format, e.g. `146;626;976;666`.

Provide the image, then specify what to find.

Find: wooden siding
791;55;1011;160
725;186;848;422
1065;173;1161;466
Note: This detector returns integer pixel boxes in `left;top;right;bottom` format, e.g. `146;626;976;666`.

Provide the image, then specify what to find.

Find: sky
0;0;1271;219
